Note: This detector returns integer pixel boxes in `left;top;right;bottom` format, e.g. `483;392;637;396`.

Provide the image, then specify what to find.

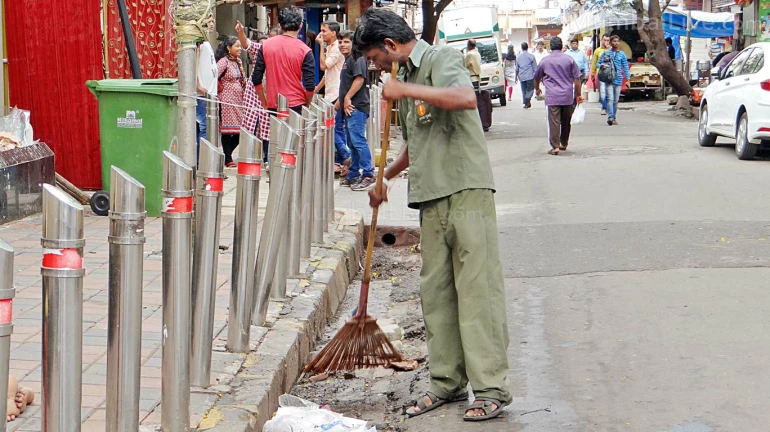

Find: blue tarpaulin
662;7;735;38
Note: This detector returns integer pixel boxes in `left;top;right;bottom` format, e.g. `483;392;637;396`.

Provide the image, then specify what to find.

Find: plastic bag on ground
571;104;585;125
263;394;376;432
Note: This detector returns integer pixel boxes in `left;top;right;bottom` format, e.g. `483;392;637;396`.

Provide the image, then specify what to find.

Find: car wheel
499;95;507;107
698;105;717;147
735;112;759;160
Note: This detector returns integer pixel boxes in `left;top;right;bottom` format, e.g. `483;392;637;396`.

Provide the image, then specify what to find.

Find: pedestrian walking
599;35;630;126
504;45;517;102
251;6;316;114
515;42;537;108
534;40;548;65
315;21;352;176
235;22;271;162
590;34;611;115
335;31;374;191
215;36;246;167
354;8;512;422
534;36;583;155
566;38;588;82
465;39;482;90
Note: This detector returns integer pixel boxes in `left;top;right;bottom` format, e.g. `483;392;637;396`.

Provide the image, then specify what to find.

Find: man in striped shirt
600;35;630;126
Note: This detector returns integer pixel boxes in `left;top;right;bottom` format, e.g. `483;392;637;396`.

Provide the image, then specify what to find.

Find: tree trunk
421;0;454;44
633;0;693;96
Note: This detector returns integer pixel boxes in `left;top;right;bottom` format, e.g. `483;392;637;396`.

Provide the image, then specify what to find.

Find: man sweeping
354;8;511;422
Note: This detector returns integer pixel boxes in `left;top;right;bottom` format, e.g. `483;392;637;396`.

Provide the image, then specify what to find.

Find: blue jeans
196;97;207;144
344;109;372;181
602;83;622;120
334;108;352;164
598;81;608;111
520;79;535;104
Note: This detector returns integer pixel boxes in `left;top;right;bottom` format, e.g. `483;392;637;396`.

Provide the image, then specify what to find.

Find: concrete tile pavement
0;165;359;431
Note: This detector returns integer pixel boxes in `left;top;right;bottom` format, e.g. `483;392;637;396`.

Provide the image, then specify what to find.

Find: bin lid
86;79;178;97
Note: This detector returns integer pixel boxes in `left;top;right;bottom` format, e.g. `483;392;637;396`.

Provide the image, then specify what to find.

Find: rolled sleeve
431;48;472;88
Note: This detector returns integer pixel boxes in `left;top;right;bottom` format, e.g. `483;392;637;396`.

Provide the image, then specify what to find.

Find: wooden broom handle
358;62;399;317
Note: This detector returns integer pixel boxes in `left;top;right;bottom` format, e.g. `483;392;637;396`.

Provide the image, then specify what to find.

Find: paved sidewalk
0;164;354;431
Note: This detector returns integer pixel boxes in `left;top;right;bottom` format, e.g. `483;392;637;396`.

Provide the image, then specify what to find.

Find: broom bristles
304;316;403;373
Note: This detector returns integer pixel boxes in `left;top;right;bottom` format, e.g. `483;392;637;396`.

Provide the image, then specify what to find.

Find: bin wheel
90;191;110;216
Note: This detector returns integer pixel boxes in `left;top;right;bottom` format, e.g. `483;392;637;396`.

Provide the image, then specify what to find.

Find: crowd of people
198;6;375;191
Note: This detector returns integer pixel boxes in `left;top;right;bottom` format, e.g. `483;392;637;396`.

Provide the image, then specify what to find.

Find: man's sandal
462;397;508;422
406;391;469;418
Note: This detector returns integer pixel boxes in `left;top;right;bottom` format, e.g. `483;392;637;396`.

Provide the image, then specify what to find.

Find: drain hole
381;233;397;246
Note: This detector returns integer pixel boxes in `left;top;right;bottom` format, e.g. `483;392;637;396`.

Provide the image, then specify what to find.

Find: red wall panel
5;0;104;189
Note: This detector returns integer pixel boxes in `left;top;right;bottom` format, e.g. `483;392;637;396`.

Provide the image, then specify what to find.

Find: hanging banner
761;0;770;41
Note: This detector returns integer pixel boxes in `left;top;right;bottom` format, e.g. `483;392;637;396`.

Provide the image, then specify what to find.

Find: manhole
381;233;397;246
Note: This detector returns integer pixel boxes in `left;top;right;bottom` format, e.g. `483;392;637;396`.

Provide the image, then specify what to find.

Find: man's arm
314;76;326;94
368;141;409;208
302;51;316;105
621;55;630;79
326;44;344;69
235;21;249;52
318;40;328;71
344;76;365;115
251;49;268;107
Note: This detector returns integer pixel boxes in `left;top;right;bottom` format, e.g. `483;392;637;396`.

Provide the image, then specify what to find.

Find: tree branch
435;0;454;16
662;0;674;12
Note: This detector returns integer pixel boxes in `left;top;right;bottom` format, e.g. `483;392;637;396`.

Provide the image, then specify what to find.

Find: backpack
598;51;618;84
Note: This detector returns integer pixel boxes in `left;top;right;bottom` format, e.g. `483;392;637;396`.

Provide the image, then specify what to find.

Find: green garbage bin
86;79;179;217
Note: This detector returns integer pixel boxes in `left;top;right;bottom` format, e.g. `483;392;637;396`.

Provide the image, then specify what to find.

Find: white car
699;42;770;160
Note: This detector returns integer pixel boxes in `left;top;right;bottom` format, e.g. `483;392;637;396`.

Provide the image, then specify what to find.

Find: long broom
305;62;403;373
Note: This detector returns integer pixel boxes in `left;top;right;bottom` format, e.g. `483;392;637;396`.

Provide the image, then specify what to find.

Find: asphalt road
400;93;770;431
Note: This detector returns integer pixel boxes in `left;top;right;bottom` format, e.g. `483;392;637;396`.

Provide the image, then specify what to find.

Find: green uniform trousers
419;188;511;403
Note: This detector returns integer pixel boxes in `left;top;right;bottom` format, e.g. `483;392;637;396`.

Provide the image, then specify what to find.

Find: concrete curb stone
196;209;364;431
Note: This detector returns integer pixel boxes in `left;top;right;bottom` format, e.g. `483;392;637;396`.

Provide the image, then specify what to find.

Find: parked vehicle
698;42;770;160
438;6;506;106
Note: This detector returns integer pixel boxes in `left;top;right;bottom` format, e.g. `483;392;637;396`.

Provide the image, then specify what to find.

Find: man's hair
354;8;416;53
338;29;352;40
278;6;303;32
602;33;610;39
610;35;621;42
468;39;477;49
537;40;545;46
258;34;269;42
550;36;563;51
521;42;529;51
570;38;579;44
323;20;341;37
665;37;673;44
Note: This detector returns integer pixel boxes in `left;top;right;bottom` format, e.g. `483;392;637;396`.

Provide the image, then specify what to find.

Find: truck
438;6;506;106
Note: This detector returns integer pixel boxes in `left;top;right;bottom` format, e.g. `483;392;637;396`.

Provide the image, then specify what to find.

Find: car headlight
491;76;500;84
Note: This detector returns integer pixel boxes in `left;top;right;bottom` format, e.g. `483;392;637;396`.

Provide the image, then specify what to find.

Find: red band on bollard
237;162;262;176
163;197;193;213
42;248;83;269
325;118;335;128
0;299;12;324
277;110;289;119
205;178;224;192
280;153;297;166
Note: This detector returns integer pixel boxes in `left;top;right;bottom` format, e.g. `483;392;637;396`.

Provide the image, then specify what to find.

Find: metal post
325;102;335;223
269;116;292;298
190;139;225;387
685;11;692;81
161;151;194;432
226;129;262;353
299;106;316;259
0;240;15;432
269;94;289;180
252;121;300;325
177;47;198;168
311;103;325;243
41;184;85;432
106;167;145;432
206;95;220;149
287;110;305;276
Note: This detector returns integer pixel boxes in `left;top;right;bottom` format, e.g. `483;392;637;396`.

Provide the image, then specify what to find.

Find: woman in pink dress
235;22;270;163
216;36;246;167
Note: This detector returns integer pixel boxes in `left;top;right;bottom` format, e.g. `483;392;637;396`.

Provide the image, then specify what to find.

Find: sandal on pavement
548;149;560;155
406;391;468;418
559;145;568;151
463;398;508;422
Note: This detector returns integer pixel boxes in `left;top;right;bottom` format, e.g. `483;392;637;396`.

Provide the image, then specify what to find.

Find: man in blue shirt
600;35;631;126
515;42;537;108
565;38;588;82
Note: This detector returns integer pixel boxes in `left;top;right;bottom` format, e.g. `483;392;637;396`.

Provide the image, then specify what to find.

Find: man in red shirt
251;6;316;113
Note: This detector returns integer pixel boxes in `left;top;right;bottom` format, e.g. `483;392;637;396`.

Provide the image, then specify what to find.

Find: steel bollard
269;94;289;181
312;103;326;242
0;240;15;432
268;116;289;298
299;106;317;259
252;120;300;325
106;167;146;432
41;184;85;432
206;95;220;148
287;110;305;276
325;101;335;224
191;139;225;387
161;151;194;432
226;129;262;353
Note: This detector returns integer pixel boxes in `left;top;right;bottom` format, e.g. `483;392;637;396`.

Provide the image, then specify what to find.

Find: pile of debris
0;131;23;151
0;107;34;151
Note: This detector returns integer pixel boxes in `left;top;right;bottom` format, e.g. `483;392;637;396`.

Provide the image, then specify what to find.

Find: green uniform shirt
398;40;495;209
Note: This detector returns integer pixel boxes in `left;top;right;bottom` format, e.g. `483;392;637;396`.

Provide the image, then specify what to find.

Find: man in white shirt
534;40;548;65
315;21;351;171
